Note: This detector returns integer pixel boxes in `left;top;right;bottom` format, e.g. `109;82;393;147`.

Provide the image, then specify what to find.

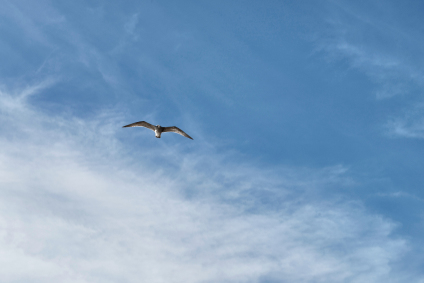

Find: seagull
122;121;193;140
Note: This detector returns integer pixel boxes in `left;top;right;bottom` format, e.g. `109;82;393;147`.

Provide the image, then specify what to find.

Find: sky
1;0;424;282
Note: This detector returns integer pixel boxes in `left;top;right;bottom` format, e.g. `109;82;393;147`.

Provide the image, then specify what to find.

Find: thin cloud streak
387;119;424;139
386;104;424;139
311;1;424;145
314;1;424;99
0;83;416;282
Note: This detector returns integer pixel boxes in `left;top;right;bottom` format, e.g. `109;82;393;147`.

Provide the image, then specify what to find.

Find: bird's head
156;125;161;128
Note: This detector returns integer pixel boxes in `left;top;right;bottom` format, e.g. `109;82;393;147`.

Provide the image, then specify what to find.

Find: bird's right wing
162;126;193;140
122;121;155;131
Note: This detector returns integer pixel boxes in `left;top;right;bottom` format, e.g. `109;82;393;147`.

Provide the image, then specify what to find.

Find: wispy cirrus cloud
1;1;422;281
386;103;424;139
315;1;424;99
0;81;417;282
311;1;424;144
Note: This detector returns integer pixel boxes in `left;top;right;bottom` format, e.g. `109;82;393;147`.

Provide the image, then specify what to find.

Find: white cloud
320;37;415;99
314;2;424;99
0;82;418;282
387;118;424;139
312;1;424;143
386;104;424;139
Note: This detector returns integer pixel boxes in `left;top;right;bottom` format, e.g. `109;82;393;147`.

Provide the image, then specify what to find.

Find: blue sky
1;0;424;282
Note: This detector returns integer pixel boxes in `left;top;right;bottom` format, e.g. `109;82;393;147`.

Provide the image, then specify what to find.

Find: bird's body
154;125;162;138
123;121;193;140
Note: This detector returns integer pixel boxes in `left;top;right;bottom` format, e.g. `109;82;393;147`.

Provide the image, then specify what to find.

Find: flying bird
122;121;193;140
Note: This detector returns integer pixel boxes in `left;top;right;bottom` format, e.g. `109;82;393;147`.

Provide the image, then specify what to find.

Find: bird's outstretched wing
162;126;193;140
122;121;155;131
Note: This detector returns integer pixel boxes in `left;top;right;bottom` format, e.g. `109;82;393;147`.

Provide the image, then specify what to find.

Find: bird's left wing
122;121;155;131
162;126;193;140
